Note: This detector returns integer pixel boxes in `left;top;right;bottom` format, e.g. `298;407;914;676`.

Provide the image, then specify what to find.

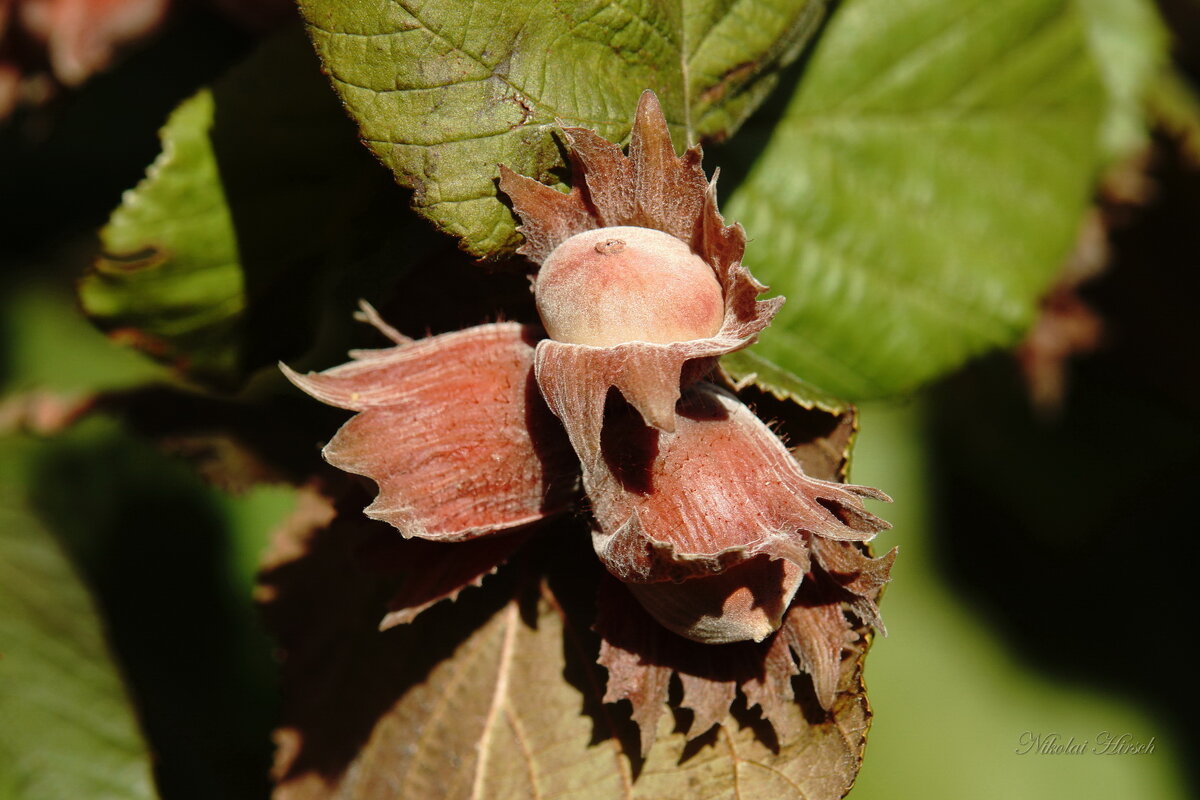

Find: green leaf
1;280;167;395
297;0;829;257
79;27;436;390
0;440;158;800
722;348;849;416
726;0;1106;399
81;88;242;385
1076;0;1168;161
20;411;300;797
1147;67;1200;165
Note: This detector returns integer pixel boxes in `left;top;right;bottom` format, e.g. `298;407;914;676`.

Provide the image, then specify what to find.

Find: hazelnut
626;557;804;644
535;226;725;346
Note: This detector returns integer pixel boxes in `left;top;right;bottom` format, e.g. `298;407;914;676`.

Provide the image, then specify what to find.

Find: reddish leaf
590;383;888;584
282;323;580;541
595;576;675;757
497;165;594;266
374;532;532;630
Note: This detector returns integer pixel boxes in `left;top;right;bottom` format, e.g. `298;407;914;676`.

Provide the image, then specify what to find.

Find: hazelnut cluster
283;91;893;750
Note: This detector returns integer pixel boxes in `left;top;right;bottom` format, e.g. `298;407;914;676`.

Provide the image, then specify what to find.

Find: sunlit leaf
726;0;1106;398
722;348;849;416
1076;0;1168;160
79;28;435;389
296;0;829;257
0;440;158;800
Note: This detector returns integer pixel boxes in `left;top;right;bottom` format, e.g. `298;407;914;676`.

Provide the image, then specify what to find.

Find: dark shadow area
94;384;335;486
28;415;278;800
600;388;661;494
538;530;647;769
205;26;413;380
0;9;254;389
368;529;532;625
521;366;585;513
0;9;253;268
259;488;519;786
727;693;784;754
676;712;721;762
205;26;539;386
925;127;1200;794
675;385;732;423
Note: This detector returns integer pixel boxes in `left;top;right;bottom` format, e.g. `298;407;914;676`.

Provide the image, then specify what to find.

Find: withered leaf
263;511;638;799
264;514;874;799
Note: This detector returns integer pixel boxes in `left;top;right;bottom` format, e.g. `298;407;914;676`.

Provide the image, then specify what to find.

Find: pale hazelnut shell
535;226;725;347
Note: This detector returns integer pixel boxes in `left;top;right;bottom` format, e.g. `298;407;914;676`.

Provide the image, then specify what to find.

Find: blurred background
1;1;1197;798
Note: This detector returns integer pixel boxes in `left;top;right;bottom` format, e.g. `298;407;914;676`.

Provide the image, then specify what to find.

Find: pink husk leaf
781;591;859;712
595;576;673;756
498;164;595;265
678;671;738;739
624;556;806;644
503;88;781;440
371;532;532;630
558;125;637;229
739;628;802;726
595;568;874;750
281;322;580;542
811;537;897;634
587;383;890;584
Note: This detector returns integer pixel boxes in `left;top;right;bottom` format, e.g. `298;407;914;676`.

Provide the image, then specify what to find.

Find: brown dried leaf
632;628;873;800
264;518;639;799
264;518;872;800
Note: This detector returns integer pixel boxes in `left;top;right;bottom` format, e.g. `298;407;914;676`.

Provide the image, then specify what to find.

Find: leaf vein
826;0;991;113
503;705;543;799
678;0;693;141
469;602;520;800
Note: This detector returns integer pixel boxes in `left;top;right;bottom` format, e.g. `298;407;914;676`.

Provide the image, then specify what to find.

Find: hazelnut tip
594;239;626;255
